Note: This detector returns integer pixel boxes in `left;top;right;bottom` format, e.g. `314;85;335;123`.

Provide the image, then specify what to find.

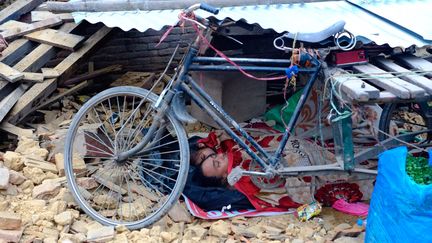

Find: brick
32;181;61;199
86;226;115;242
0;212;21;230
0;168;10;189
8;170;26;185
0;227;23;242
54;153;86;176
147;42;169;49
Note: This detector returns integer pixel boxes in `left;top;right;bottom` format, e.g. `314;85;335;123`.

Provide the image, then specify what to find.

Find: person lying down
182;129;336;211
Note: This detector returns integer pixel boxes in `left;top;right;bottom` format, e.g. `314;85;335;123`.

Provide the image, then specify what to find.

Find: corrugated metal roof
72;0;432;48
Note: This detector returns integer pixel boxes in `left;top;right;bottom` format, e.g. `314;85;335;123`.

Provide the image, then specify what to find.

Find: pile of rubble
0;131;365;243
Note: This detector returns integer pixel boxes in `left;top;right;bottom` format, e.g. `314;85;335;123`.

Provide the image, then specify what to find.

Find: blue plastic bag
366;146;432;243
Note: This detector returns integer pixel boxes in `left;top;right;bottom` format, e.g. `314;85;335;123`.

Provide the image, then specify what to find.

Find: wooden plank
0;20;29;31
0;122;34;138
0;23;79;123
22;72;44;82
331;69;380;102
1;17;63;40
25;28;85;51
394;54;432;78
31;11;74;22
352;64;426;99
0;62;24;82
0;39;35;65
374;57;432;95
41;68;60;78
0;0;45;25
8;26;112;124
55;26;112;80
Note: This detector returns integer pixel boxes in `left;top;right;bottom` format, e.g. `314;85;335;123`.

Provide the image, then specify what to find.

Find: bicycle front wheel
64;86;189;229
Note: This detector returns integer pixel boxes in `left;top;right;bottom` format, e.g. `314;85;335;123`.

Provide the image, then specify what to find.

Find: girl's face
195;148;229;178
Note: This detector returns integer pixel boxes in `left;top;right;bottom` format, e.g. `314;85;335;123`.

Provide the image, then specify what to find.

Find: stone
0;168;10;189
44;237;57;243
15;137;39;154
262;225;284;235
209;220;232;237
54;211;73;226
299;226;315;239
160;231;177;243
0;211;21;230
3;152;23;171
49;201;67;215
0;227;23;242
86;226;115;242
168;202;192;223
113;232;128;243
291;239;304;243
0;201;9;211
32;181;61;199
334;236;363;243
183;225;207;240
23;167;46;185
54;153;86;176
42;227;59;239
334;223;352;232
76;177;98;190
8;170;26;185
115;224;128;233
70;220;88;234
0;184;19;196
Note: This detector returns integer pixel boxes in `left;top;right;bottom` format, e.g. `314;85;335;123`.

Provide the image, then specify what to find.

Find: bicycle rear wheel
378;102;432;145
64;86;189;229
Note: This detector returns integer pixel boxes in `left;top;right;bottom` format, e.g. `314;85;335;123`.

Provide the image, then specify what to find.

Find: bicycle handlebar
200;3;220;14
184;3;219;15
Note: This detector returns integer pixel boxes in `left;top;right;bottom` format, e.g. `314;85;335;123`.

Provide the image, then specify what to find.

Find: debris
0;211;22;230
0;167;10;189
168;201;193;223
32;181;61;199
86;226;115;242
3;151;23;171
209;220;232;237
54;211;73;226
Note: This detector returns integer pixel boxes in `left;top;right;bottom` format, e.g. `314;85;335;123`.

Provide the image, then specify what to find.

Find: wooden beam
25;29;85;51
0;84;27;122
374;57;432;95
22;72;44;83
352;64;426;99
331;69;380;102
62;64;122;86
46;0;303;12
0;20;28;31
0;0;45;25
31;11;74;22
0;63;24;82
0;122;34;138
8;26;112;124
394;54;432;79
41;68;60;78
1;17;63;40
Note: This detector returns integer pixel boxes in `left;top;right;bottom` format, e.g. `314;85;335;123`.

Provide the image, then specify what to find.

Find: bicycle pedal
227;166;244;186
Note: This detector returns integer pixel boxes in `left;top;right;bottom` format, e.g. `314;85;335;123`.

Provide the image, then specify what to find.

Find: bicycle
64;3;431;229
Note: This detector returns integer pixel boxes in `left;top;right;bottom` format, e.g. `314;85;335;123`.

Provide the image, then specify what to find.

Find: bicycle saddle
285;20;346;43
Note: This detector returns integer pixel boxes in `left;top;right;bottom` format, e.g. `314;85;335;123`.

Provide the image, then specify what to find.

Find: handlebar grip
200;3;219;14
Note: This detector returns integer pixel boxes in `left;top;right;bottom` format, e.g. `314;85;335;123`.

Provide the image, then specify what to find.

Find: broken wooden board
25;28;85;51
1;17;63;40
0;83;27;122
0;0;45;25
0;121;34;138
374;57;432;95
352;64;426;99
41;68;60;78
8;26;112;124
394;54;432;78
92;173;127;195
0;62;24;82
0;20;28;31
22;72;44;82
31;11;73;22
23;157;58;173
331;69;380;102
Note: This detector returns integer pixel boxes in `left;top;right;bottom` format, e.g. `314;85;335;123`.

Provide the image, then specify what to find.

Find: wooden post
46;0;311;12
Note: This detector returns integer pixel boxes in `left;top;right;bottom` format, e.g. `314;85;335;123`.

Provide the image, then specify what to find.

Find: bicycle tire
64;86;189;229
378;102;432;144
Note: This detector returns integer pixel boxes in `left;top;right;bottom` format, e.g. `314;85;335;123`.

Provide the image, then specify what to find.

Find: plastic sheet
366;146;432;242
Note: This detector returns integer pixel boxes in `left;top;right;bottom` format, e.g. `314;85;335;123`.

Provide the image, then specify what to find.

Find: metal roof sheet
72;0;432;48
